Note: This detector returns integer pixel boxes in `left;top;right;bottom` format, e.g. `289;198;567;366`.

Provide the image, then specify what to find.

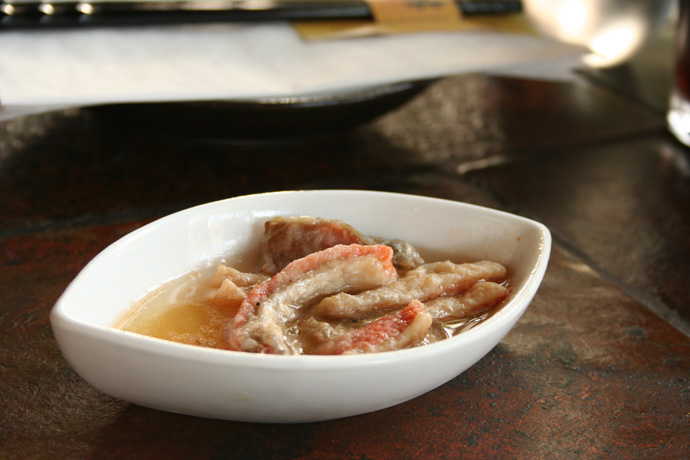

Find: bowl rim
51;189;551;369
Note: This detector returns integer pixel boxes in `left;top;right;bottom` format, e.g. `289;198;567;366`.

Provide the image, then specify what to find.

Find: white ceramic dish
51;190;551;423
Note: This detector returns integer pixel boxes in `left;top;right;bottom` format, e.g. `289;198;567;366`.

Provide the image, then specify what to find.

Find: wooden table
2;25;689;459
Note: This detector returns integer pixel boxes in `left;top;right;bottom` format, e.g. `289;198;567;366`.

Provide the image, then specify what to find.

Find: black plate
89;80;432;141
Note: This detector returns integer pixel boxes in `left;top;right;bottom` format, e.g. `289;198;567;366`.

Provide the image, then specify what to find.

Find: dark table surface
2;21;689;460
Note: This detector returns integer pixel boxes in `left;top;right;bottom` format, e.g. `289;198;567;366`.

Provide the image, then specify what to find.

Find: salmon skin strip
229;244;398;354
425;281;509;320
315;300;432;355
261;216;367;275
313;260;507;320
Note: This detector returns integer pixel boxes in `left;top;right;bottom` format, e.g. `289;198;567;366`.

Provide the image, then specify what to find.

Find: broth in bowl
116;216;511;355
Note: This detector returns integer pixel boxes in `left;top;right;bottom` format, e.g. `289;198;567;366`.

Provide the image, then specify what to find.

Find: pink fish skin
315;300;432;355
229;244;398;354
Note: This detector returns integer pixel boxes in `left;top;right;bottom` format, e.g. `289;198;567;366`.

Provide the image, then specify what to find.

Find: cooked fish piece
314;300;432;355
312;260;507;320
261;216;366;275
261;216;425;275
368;237;424;272
229;244;399;354
295;316;349;351
208;279;246;317
424;281;508;320
205;265;269;317
210;264;269;288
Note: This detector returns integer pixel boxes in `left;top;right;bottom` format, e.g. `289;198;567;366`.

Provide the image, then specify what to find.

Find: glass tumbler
668;0;690;146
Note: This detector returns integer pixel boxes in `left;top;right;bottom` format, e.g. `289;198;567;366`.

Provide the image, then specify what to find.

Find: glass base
668;91;690;147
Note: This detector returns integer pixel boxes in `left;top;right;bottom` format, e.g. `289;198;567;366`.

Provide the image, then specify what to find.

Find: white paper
0;22;584;114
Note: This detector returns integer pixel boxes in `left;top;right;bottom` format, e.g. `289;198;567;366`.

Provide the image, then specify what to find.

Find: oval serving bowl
51;190;551;423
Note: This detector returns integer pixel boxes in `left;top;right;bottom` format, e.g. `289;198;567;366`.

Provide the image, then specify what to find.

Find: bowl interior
56;190;549;332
